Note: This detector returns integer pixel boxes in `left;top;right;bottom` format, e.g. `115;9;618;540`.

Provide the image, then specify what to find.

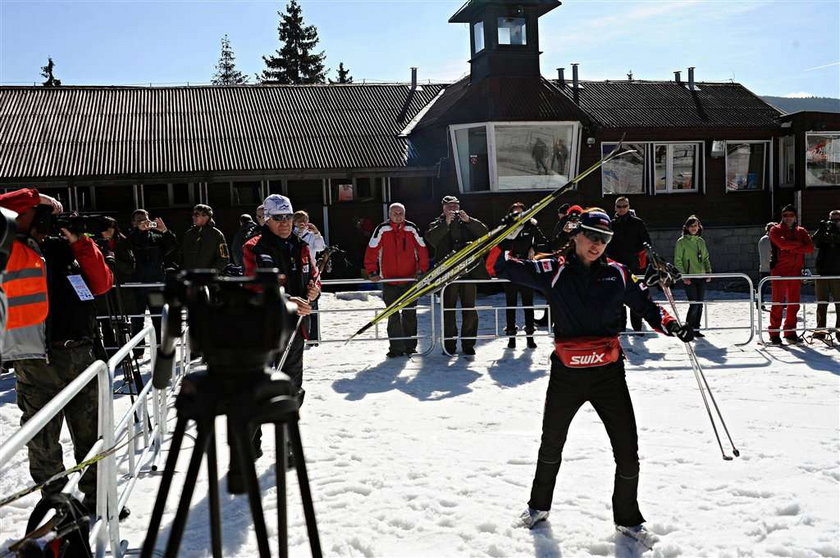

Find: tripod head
152;269;298;388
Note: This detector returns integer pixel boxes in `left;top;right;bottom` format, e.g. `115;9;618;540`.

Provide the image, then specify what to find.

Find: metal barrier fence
756;274;840;344
0;320;194;558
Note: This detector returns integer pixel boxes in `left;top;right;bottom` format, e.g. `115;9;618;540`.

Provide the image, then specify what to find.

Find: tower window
473;21;484;53
498;17;526;45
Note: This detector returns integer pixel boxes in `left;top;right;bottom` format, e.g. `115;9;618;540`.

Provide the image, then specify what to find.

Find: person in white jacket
293;210;326;342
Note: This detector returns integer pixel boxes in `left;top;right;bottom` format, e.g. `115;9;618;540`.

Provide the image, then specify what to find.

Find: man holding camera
364;202;429;358
426;195;489;356
179;203;229;271
811;209;840;341
768;204;814;344
0;187;113;510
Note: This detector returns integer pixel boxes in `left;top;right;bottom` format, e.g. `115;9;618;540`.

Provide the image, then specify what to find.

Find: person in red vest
0;188;112;510
364;202;430;358
768;204;814;344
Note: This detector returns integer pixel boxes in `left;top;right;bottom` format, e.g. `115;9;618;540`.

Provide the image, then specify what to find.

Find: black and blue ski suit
495;250;676;527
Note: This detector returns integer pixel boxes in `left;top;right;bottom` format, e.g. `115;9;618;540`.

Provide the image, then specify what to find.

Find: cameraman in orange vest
0;187;113;510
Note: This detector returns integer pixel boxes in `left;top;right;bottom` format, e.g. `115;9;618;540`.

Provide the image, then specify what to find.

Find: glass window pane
474;21;484;52
726;143;765;191
288;179;322;204
329;178;354;202
144;184;169;208
454;126;490;192
495;124;574;190
498;17;526;45
806;133;840;187
232;181;261;206
208;181;232;208
95;185;135;214
671;144;696;190
780;136;795;186
172;183;193;206
602;143;645;195
76;186;95;211
654;145;668;191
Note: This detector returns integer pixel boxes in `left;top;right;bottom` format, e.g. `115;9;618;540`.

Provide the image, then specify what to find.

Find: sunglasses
782;213;796;218
615;204;629;209
581;229;613;245
269;214;294;222
193;212;208;217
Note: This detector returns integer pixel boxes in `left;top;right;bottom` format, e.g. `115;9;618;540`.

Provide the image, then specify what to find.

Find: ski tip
723;455;734;461
732;449;741;457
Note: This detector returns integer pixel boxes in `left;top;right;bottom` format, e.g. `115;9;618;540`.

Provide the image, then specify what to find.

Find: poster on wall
805;133;840;187
494;123;576;190
337;183;354;201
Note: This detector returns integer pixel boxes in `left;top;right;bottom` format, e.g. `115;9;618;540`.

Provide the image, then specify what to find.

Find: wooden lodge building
1;0;837;274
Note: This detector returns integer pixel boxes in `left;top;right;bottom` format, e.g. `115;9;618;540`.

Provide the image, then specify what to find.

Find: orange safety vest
2;240;48;330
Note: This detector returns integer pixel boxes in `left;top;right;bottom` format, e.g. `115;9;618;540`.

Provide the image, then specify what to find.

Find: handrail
756;274;840;344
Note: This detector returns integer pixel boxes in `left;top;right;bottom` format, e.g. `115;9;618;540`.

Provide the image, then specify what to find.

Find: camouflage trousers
14;344;99;500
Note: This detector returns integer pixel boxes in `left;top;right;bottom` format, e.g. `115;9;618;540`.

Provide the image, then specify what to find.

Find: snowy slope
1;291;838;557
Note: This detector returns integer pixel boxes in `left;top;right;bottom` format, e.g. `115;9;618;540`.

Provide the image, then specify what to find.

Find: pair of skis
347;141;635;342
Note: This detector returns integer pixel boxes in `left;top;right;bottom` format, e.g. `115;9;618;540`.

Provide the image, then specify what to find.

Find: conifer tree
332;62;353;84
259;0;327;84
40;57;61;87
212;34;249;85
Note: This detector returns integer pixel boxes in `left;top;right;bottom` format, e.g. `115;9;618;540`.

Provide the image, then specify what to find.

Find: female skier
494;208;693;548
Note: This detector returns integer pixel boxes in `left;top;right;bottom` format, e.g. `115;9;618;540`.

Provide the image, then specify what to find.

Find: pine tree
259;0;327;84
40;57;62;87
332;62;353;84
212;34;249;85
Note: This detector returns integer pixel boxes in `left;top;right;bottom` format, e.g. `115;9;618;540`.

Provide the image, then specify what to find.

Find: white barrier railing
756;274;840;344
0;319;196;558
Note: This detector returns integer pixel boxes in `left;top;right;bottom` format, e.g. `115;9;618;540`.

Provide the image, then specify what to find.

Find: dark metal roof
0;84;447;181
449;0;561;22
554;80;782;129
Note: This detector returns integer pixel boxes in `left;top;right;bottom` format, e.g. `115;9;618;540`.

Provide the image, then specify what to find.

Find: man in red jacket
768;204;814;344
364;203;430;358
0;187;113;510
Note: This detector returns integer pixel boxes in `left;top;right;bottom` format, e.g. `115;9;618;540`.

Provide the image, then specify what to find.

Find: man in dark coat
179;204;229;271
812;209;840;341
606;197;651;333
426;195;489;356
230;213;260;267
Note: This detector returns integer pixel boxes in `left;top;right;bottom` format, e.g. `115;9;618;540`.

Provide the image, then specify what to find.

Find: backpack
18;493;93;558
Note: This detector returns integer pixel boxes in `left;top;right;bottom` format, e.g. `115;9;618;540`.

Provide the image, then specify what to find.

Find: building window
601;143;647;195
95;185;136;214
498;17;526;45
143;184;169;208
232;181;262;206
287;179;324;204
654;143;699;193
452;125;490;192
451;122;580;193
726;141;768;191
473;21;484;53
74;186;95;211
208;181;232;208
805;132;840;187
171;183;194;206
779;136;795;188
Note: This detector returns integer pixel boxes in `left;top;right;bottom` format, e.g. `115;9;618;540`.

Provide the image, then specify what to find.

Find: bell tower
449;0;561;82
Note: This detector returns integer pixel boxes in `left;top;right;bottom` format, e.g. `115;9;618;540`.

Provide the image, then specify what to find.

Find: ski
347;140;635;341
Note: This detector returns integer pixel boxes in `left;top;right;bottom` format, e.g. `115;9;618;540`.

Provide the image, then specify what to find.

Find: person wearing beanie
768;205;813;344
179;203;229;271
494;207;692;546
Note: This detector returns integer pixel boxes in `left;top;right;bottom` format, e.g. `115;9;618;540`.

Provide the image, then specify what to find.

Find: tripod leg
230;423;272;558
206;433;223;558
141;415;189;558
275;424;288;558
164;419;213;558
289;419;322;558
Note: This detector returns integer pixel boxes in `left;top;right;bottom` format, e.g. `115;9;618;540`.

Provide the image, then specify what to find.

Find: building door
326;177;385;279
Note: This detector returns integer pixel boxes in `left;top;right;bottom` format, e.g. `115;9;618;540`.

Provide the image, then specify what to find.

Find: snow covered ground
1;289;838;557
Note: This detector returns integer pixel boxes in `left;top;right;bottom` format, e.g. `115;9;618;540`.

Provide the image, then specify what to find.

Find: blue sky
0;0;838;98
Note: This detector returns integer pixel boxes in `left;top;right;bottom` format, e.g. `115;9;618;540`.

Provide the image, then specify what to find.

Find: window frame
497;16;526;46
653;142;701;194
804;131;840;188
449;121;581;194
778;135;796;189
600;140;705;196
724;140;771;193
473;21;485;54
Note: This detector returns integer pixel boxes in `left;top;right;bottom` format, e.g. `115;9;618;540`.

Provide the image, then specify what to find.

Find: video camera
32;205;112;238
819;218;840;239
151;269;299;389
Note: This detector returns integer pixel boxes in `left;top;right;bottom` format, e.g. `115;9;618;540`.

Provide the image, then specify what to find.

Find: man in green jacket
180;204;229;271
673;215;712;336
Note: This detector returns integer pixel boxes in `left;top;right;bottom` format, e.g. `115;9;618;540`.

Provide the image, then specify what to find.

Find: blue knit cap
578;209;613;236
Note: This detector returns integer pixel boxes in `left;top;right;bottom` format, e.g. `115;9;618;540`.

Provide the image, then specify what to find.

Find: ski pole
644;243;740;460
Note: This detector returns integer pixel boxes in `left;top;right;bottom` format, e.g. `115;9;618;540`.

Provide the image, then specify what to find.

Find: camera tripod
140;369;322;558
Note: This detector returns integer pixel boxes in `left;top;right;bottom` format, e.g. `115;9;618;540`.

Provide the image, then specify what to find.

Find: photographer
93;216;137;357
811;209;840;341
126;209;177;349
426;195;489;357
0;187;113;510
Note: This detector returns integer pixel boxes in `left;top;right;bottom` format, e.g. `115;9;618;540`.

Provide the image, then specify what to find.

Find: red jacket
364;220;429;284
769;223;813;276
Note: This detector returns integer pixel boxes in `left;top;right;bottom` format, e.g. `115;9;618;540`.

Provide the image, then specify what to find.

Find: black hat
441;195;460;204
781;204;797;215
557;203;571;214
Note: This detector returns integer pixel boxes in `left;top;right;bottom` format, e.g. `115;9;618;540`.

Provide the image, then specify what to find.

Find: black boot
507;337;516;349
526;337;537;349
